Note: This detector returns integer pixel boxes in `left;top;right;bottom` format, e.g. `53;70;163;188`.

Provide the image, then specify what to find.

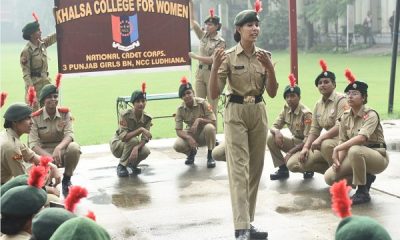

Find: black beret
178;82;193;98
130;90;146;103
3;103;32;122
22;21;40;40
315;71;336;86
204;15;221;25
344;80;368;95
283;85;301;99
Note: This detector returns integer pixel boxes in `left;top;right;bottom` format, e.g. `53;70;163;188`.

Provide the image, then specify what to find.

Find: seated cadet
110;84;152;177
324;69;389;204
212;140;226;161
50;217;111;240
268;74;313;180
287;60;348;177
173;77;216;168
29;83;81;197
0;103;61;197
1;165;48;240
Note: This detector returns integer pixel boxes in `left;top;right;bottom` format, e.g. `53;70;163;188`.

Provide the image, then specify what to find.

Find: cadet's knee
204;123;216;134
66;142;81;154
286;156;299;172
324;169;335;186
173;140;185;153
140;146;151;158
212;146;225;161
348;145;363;159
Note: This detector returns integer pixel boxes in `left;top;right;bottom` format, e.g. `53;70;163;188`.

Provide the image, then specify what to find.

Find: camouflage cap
50;217;111;240
22;21;40;40
234;10;259;26
1;185;47;215
3;103;32;122
32;208;76;240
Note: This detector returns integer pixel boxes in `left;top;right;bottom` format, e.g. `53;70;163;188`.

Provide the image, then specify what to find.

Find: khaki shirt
20;33;56;86
193;24;225;58
175;97;216;130
217;44;271;96
271;103;312;142
0;231;31;240
309;91;347;137
29;107;74;149
339;105;385;144
116;109;152;142
0;129;36;184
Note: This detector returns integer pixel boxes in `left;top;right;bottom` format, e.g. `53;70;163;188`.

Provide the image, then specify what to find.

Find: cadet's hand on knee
129;147;139;163
52;147;62;167
45;186;60;197
299;148;308;164
49;164;61;187
188;136;198;149
141;128;152;140
274;132;284;148
332;148;340;172
311;138;322;152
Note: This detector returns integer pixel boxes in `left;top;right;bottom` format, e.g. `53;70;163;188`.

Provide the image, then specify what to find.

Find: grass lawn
1;43;399;146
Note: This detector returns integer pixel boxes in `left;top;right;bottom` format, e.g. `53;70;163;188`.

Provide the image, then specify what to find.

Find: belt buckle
244;96;255;104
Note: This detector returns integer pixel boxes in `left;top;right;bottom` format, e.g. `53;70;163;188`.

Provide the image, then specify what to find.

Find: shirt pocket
31;51;43;70
254;66;266;89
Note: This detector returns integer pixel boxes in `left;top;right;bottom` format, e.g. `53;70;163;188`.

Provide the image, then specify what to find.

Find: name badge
38;126;47;130
234;65;245;70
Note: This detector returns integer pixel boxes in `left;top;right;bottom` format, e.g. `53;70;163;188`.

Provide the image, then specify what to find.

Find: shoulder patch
304;113;312;125
144;113;153;120
58;107;70;113
119;119;127;127
32;108;43;117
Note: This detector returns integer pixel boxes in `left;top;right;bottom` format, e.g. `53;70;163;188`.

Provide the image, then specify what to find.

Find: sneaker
303;171;314;179
117;164;129;177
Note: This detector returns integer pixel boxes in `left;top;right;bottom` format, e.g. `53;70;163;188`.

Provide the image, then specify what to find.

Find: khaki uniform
110;109;152;167
20;34;56;110
193;24;225;127
0;230;31;240
0;129;36;184
267;103;312;167
324;106;389;186
29;107;80;177
173;97;216;154
287;92;347;174
217;44;270;230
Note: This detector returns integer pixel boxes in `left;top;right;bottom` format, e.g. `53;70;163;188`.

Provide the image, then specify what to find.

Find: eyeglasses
346;91;361;97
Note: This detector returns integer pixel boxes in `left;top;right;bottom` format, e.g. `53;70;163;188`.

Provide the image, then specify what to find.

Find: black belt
199;64;212;70
366;143;386;149
229;95;263;104
31;72;48;77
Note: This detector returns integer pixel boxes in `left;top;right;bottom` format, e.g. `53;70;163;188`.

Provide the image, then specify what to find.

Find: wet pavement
68;121;400;240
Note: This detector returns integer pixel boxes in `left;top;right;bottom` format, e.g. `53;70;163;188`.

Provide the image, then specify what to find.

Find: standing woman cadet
20;12;57;111
188;0;226;129
209;1;278;239
324;69;389;204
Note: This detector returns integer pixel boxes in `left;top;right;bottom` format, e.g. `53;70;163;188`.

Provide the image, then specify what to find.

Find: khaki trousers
324;145;389;186
43;142;81;177
212;141;226;161
320;138;340;166
110;137;150;167
266;133;302;168
286;149;329;174
224;102;267;230
195;68;220;131
173;123;216;155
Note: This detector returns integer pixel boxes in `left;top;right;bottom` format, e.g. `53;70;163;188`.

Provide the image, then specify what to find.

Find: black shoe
117;164;129;177
250;224;268;239
207;150;216;168
303;171;314;179
216;140;220;146
61;178;72;197
185;149;197;165
351;190;371;205
366;173;376;192
127;163;142;174
234;229;250;240
270;167;289;180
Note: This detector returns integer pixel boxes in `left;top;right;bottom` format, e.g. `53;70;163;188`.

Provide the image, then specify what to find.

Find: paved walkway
69;120;400;240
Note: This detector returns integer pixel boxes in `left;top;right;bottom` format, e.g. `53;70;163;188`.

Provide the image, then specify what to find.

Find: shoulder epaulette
225;46;235;54
32;108;43;117
144;112;152;120
58;107;70;113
